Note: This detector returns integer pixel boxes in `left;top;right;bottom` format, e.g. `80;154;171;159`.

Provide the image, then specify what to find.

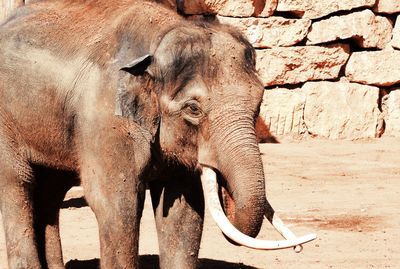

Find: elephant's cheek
197;138;218;170
159;120;199;168
159;121;177;155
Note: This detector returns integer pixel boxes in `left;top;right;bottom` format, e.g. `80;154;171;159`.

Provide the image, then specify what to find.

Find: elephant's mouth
200;165;317;252
214;170;235;224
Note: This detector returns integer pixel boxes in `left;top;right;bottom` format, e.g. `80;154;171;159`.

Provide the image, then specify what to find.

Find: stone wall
2;0;400;139
167;0;400;140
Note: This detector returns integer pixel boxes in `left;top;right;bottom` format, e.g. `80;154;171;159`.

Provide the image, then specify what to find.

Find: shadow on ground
65;255;259;269
62;197;88;209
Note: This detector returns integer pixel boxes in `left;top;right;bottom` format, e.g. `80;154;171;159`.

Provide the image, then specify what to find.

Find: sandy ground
1;137;400;269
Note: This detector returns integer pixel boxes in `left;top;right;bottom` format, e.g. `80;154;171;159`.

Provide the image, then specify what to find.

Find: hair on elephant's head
116;22;267;239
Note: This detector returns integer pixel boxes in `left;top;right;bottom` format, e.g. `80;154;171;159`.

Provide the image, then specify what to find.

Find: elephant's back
0;1;111;61
0;0;184;65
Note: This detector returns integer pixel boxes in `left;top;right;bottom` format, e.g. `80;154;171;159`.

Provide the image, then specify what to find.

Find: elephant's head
154;24;266;238
116;22;315;249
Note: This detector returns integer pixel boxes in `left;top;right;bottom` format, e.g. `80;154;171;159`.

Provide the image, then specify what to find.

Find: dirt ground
1;137;399;269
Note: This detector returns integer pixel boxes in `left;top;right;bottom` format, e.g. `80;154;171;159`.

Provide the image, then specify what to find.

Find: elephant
0;0;315;268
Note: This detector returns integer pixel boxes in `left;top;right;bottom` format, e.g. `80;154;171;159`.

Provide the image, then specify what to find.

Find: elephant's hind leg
32;166;80;269
0;153;42;268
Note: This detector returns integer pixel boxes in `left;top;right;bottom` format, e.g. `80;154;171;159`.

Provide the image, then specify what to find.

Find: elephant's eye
183;101;203;121
187;103;202;116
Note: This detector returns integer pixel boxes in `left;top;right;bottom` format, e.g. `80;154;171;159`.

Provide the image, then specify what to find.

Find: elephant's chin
200;166;317;251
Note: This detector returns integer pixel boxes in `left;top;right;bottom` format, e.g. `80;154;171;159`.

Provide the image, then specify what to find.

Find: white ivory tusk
267;212;303;253
201;166;317;251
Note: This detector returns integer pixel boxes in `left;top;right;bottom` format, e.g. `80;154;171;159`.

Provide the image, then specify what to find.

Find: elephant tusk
264;204;304;253
200;166;317;251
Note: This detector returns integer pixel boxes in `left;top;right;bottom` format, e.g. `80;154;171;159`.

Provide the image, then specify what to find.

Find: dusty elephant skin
0;0;269;268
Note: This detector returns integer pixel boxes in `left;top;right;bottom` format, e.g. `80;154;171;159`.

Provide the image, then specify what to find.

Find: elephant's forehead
153;26;250;71
210;31;246;56
153;25;263;107
153;27;207;68
160;76;208;105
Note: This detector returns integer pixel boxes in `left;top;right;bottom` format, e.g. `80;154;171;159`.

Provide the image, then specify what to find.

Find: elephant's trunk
200;109;266;237
199;108;317;250
217;135;266;237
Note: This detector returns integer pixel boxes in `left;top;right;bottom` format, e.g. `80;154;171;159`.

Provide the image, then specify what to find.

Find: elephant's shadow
61;197;88;208
65;255;260;269
62;198;261;269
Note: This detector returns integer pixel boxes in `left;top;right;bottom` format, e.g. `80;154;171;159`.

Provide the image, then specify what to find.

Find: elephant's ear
120;54;153;76
116;54;160;141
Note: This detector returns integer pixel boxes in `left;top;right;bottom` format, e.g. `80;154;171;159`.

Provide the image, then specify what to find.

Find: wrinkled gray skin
0;1;268;268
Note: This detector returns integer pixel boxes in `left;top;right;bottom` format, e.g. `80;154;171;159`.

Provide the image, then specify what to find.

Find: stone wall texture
1;0;400;140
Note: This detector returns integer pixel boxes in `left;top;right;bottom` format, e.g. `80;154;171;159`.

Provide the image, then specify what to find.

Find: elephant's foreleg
32;166;79;269
84;181;145;269
81;165;146;269
77;115;151;269
150;171;204;269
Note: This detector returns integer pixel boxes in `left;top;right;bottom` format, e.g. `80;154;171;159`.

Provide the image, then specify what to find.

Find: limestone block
307;10;393;49
374;0;400;14
217;16;311;48
258;0;278;17
382;89;400;136
302;81;382;139
256;44;350;86
345;49;400;86
276;0;376;19
215;0;254;17
178;0;277;17
259;88;306;137
392;16;400;49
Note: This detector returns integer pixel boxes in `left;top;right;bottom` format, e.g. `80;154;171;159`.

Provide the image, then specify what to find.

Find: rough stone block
302;81;382;139
177;0;277;17
345;49;400;86
217;16;311;48
373;0;400;14
382;89;400;136
392;16;400;49
259;88;306;137
256;44;350;86
258;0;278;17
276;0;376;19
307;10;393;49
